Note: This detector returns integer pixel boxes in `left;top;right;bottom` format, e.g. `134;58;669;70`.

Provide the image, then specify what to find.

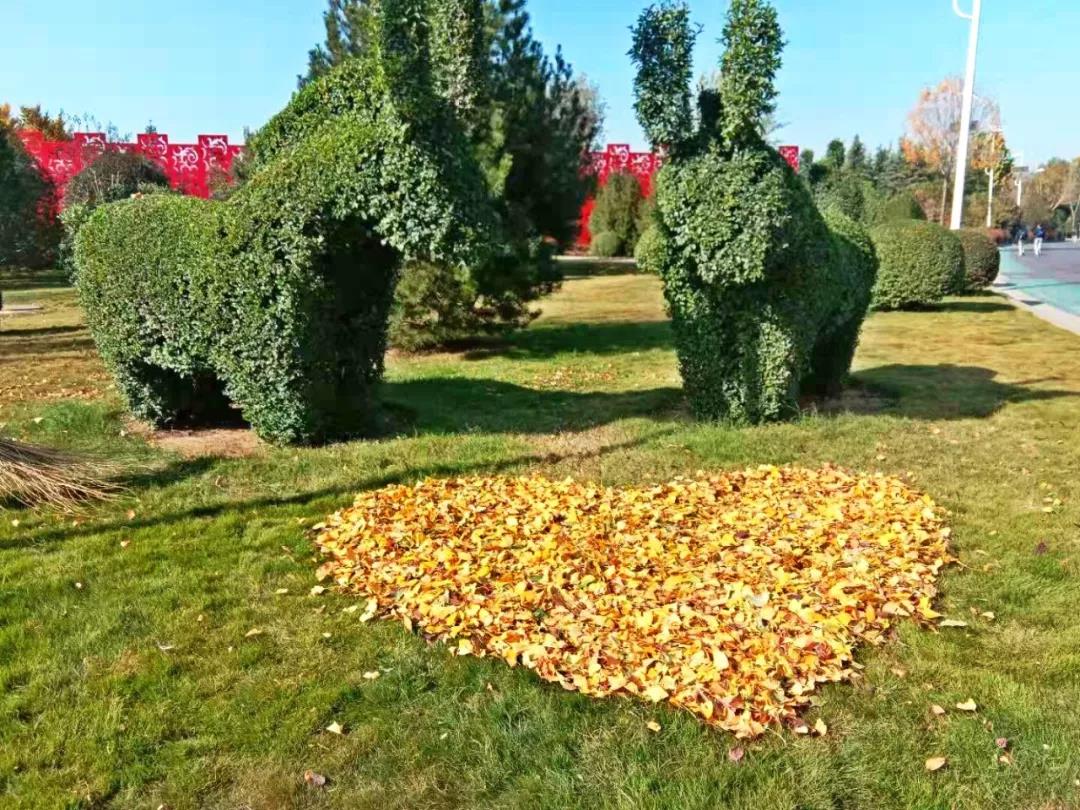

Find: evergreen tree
845;135;866;172
824;138;846;170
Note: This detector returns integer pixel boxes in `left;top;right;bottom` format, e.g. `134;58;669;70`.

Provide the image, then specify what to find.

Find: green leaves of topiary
718;0;783;148
630;3;697;152
75;0;496;445
630;0;877;423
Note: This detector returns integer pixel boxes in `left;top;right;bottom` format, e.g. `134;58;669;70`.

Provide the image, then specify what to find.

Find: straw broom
0;438;122;511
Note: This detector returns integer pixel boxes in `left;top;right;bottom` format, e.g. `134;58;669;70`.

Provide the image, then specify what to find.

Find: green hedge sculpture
75;0;496;445
630;0;877;422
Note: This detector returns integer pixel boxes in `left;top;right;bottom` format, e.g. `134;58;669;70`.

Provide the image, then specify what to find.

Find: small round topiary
955;228;1001;291
869;220;965;310
589;230;622;258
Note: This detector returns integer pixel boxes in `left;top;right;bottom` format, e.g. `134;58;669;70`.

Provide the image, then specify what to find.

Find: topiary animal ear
718;0;784;149
372;0;438;120
630;2;698;154
428;0;487;119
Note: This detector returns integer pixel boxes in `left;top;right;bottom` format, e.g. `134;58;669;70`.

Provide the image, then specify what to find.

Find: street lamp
949;0;983;231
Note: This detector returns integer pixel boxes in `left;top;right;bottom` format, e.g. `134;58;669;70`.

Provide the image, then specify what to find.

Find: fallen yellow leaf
925;757;947;772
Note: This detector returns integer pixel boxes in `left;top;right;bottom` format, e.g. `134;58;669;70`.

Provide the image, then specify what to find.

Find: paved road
997;242;1080;315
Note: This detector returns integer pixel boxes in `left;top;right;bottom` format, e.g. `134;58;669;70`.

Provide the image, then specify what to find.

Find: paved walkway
994;242;1080;336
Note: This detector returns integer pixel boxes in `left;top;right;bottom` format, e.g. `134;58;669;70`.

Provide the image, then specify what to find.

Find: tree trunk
939;177;949;226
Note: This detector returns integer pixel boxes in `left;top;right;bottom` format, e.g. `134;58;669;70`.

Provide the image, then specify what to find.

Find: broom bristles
0;438;123;511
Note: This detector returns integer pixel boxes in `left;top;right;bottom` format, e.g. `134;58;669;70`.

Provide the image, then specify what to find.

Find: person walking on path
1017;224;1028;256
1034;223;1046;257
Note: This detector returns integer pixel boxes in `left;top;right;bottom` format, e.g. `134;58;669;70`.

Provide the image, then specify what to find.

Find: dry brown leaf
326;721;344;735
303;770;327;787
728;747;745;763
925;757;947;772
931;704;946;716
939;619;968;628
244;628;263;638
646;720;662;733
955;699;977;712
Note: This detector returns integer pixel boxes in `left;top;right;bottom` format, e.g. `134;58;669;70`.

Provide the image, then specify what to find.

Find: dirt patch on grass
127;421;266;459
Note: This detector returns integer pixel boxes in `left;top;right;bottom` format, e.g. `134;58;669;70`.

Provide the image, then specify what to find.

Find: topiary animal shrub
60;151;171;278
75;0;496;445
629;0;877;422
869;220;964;310
955;228;1000;291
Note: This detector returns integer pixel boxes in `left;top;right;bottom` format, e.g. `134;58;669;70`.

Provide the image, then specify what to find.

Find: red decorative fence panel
16;131;244;204
577;142;800;249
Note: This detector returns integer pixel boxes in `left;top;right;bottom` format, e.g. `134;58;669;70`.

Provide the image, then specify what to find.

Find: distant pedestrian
1017;225;1028;256
1034;223;1046;257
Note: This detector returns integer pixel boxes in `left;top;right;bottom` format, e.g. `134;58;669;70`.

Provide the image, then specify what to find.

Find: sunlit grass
2;267;1079;808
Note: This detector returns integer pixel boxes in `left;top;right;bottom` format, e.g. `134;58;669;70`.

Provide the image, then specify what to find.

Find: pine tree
845;135;867;173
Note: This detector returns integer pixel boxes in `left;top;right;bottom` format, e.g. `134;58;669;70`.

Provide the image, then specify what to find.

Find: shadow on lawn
4;427;678;550
462;321;674;360
381;376;684;435
930;300;1015;314
849;364;1077;420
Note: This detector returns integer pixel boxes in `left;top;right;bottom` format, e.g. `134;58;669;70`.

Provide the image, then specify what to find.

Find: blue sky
2;0;1075;165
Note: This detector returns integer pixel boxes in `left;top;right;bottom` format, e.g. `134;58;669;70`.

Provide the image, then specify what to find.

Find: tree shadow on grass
0;324;86;339
380;376;684;435
4;427;679;551
929;300;1015;314
841;364;1076;420
461;321;674;361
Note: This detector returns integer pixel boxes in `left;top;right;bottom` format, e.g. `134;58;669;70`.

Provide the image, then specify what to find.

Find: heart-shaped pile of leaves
313;465;950;737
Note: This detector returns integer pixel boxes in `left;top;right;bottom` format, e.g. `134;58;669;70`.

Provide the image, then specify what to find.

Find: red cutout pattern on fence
577;143;800;248
17;131;244;203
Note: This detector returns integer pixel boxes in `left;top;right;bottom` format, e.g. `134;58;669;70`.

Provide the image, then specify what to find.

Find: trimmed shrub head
869;220;964;310
75;0;497;445
630;0;876;422
955;228;1000;290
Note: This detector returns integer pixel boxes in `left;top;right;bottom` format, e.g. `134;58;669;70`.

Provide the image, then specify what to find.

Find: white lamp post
949;0;983;231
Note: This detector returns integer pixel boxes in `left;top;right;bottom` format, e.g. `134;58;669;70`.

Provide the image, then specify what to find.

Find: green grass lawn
2;267;1080;809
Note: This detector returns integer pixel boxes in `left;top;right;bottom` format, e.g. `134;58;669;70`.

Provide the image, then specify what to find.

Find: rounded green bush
955;228;1001;290
869;220;964;309
75;0;497;445
589;230;622;258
